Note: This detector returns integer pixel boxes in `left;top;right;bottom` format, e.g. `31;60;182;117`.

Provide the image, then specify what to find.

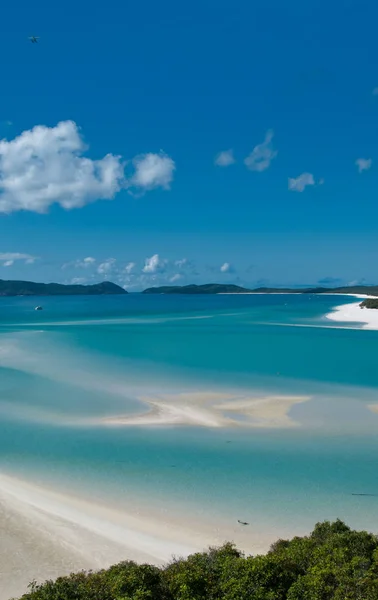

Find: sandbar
101;391;310;429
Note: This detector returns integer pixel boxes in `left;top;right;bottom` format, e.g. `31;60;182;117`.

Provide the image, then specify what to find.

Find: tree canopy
0;279;126;296
360;298;378;309
16;520;378;600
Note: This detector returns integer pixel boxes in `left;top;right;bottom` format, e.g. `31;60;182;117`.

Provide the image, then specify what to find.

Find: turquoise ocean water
1;293;378;540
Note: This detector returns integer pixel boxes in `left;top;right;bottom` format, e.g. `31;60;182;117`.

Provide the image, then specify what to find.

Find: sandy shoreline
218;292;378;296
218;291;378;331
0;473;276;600
326;295;378;330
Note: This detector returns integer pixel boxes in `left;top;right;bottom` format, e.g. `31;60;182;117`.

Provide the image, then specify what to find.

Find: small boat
34;306;43;311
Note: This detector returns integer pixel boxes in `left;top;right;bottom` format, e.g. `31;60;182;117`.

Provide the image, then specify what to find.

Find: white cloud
348;278;370;286
0;121;176;213
0;121;125;214
116;256;199;290
142;254;167;274
244;130;277;172
83;256;96;266
214;149;235;167
70;277;87;285
124;262;136;274
97;258;117;275
173;257;198;276
174;258;188;268
355;158;372;173
62;256;97;270
288;172;315;192
0;252;37;266
130;152;175;191
220;262;232;273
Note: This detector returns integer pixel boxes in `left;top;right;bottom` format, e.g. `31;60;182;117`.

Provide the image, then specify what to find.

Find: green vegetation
142;283;378;295
18;520;378;600
1;279;378;297
0;280;127;296
361;298;378;309
142;283;253;294
323;285;378;296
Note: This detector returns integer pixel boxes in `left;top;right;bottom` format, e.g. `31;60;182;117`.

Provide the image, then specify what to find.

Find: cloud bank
0;121;175;214
0;252;37;267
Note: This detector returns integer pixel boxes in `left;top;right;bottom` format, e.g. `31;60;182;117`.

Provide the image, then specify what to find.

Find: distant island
142;283;378;296
1;279;377;298
143;284;253;294
0;279;127;297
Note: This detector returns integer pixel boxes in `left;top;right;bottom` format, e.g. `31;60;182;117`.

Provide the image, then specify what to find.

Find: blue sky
0;0;378;290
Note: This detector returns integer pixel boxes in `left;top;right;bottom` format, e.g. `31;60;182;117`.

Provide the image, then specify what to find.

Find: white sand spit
326;300;378;330
101;391;310;429
213;395;310;428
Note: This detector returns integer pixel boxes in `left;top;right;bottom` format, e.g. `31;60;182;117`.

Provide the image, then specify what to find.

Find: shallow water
1;293;378;540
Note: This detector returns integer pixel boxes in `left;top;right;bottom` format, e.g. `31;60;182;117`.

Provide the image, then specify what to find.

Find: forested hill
0;280;127;296
143;283;252;294
142;283;378;295
1;279;377;297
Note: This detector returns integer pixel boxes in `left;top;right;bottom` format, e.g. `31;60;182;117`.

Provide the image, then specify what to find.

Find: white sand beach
326;297;378;330
101;391;310;429
0;472;278;600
